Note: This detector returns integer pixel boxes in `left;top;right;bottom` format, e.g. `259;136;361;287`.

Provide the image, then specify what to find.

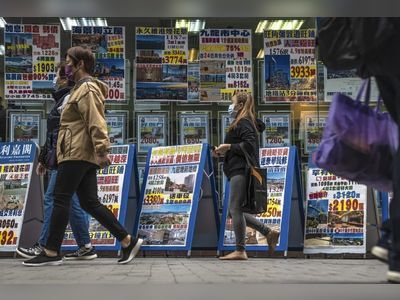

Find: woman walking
214;92;279;260
23;46;142;266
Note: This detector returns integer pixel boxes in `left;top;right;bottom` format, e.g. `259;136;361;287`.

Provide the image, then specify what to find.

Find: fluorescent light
0;17;6;28
0;45;5;56
256;49;264;59
188;48;199;62
59;18;108;31
175;19;205;32
255;19;305;33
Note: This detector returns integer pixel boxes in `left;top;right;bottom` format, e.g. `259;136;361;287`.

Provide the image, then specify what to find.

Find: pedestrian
318;17;400;283
213;92;280;260
17;62;97;261
23;46;142;266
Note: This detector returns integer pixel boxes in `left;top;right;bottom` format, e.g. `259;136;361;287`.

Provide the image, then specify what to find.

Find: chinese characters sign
4;24;60;101
199;29;253;102
304;167;367;254
135;27;188;102
72;26;126;102
264;29;316;102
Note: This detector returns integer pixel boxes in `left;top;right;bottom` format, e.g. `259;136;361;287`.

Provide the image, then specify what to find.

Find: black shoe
16;243;43;259
118;238;143;265
371;230;391;263
23;251;63;267
64;246;97;260
387;251;400;283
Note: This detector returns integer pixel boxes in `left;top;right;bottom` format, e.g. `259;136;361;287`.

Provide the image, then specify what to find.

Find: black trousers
376;75;400;253
46;160;129;252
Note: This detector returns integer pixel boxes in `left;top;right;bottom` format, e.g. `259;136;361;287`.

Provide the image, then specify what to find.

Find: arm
77;89;110;157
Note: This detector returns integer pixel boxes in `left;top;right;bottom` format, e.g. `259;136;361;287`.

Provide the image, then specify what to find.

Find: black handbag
239;143;268;214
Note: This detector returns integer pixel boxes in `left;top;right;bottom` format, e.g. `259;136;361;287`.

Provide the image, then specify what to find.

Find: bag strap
356;78;371;105
239;143;256;168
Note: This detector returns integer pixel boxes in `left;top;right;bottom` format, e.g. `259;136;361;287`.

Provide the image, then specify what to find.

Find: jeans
229;174;270;251
38;170;91;248
46;161;129;252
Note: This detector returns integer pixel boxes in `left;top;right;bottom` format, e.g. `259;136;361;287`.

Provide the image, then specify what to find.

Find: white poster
179;113;209;145
304;167;367;254
137;113;167;153
262;113;291;148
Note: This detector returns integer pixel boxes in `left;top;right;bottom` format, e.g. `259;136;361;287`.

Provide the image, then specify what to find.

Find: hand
36;162;46;176
215;144;231;156
96;154;111;168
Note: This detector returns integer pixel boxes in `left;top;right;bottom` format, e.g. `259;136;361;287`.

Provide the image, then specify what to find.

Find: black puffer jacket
223;118;265;180
38;86;72;169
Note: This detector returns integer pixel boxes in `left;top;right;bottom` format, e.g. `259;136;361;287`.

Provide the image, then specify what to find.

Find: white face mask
228;103;237;118
52;76;58;88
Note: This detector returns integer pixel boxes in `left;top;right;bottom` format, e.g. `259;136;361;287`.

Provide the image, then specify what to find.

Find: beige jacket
57;77;110;166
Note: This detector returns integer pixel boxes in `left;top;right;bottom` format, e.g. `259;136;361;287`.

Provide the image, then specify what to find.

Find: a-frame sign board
0;142;43;252
134;143;220;256
218;146;304;255
62;144;140;251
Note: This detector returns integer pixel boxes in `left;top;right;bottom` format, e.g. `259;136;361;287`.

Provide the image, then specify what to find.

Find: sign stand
0;142;43;253
134;143;220;257
218;146;304;256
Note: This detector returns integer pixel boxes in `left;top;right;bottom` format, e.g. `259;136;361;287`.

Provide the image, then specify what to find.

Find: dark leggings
229;174;270;251
45;161;129;252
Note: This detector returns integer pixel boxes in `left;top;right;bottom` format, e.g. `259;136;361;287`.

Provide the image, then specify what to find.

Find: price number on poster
266;137;283;144
290;66;315;78
258;198;281;218
0;230;16;246
0;219;17;229
329;199;363;212
33;62;56;74
107;89;121;100
144;193;165;205
184;137;201;144
141;137;158;144
162;55;187;64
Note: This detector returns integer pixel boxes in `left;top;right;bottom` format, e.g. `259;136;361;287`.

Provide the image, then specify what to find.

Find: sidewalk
0;257;389;284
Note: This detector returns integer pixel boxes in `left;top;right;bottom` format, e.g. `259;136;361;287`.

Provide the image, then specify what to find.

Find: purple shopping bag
313;79;398;192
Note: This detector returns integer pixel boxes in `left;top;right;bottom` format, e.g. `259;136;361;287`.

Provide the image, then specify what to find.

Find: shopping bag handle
356;78;371;105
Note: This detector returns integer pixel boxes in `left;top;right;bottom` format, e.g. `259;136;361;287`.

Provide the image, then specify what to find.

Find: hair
228;92;257;132
66;46;95;75
55;61;70;88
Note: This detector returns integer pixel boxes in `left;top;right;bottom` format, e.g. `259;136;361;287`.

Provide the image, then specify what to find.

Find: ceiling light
175;19;205;32
0;17;6;28
59;18;108;31
255;19;305;33
256;49;264;59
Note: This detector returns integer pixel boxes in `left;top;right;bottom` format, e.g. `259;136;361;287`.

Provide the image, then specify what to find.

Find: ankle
121;235;131;248
44;248;57;257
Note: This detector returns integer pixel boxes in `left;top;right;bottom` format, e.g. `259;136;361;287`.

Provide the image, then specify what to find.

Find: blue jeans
38;170;91;248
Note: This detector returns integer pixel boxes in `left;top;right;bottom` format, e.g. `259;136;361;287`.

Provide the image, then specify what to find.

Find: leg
228;175;248;252
69;192;91;248
75;163;128;242
45;161;90;252
38;170;58;246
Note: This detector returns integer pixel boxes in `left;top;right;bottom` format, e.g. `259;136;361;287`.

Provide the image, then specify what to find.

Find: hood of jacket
72;77;108;101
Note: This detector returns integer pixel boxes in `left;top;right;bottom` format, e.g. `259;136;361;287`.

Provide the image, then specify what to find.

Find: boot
266;230;280;256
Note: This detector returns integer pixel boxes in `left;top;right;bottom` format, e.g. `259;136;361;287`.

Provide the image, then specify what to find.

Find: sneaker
16;243;43;259
23;251;63;267
64;246;97;260
372;230;391;263
219;251;248;260
266;230;280;256
387;251;400;283
118;237;143;265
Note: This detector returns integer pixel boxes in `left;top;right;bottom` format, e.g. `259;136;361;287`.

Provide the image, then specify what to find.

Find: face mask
65;64;74;81
228;103;237;118
52;76;58;89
